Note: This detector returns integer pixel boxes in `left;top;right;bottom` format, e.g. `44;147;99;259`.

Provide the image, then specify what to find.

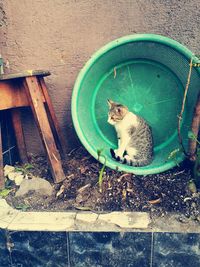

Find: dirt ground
5;147;200;221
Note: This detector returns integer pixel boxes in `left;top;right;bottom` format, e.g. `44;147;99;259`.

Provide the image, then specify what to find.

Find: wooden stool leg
0;121;4;189
11;108;29;164
39;77;67;158
24;76;65;183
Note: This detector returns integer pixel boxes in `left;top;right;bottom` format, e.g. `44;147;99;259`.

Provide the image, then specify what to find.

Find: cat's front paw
110;148;116;159
110;148;121;161
114;149;123;158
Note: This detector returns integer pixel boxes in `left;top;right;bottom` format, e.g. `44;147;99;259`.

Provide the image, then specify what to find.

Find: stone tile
76;212;98;223
9;231;68;267
0;199;14;210
0;229;11;267
69;232;151;267
8;211;76;231
98;211;150;229
0;221;10;229
0;199;19;229
152;213;200;233
153;233;200;267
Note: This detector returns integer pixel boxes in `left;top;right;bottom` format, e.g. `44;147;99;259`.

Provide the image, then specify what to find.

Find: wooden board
11;108;28;164
39;77;67;158
0;70;50;81
24;76;65;183
0;80;45;110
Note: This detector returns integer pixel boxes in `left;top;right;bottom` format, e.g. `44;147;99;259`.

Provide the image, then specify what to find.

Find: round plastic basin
72;34;200;174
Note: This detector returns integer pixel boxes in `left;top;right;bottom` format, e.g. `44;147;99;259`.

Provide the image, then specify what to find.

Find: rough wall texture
0;0;200;154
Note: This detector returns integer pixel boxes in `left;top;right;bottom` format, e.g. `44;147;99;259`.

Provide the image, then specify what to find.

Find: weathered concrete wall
0;0;200;154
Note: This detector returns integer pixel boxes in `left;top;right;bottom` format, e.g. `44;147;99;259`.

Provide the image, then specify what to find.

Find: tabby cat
107;99;153;166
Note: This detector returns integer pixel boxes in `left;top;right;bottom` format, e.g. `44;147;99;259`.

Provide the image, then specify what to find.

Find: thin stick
177;58;193;156
188;91;200;161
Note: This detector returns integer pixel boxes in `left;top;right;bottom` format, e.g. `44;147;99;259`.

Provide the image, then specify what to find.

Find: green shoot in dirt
97;149;107;193
0;179;13;197
0;188;12;197
15;204;31;212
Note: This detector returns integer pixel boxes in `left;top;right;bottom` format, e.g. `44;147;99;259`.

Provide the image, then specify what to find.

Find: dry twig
188;91;200;161
177;58;193;156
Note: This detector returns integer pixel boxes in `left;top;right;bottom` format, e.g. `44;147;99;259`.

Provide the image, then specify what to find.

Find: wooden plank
0;70;50;81
0;80;29;110
0;119;4;189
39;77;67;158
11;108;28;164
24;76;65;183
0;80;45;110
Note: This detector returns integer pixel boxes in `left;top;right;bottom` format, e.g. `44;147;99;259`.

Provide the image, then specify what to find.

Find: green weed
97;149;107;193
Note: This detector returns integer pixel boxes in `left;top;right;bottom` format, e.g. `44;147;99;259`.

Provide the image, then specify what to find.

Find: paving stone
76;212;98;223
69;232;152;267
0;229;11;267
0;199;18;229
98;212;150;229
8;231;69;267
8;211;76;231
15;177;53;197
153;233;200;267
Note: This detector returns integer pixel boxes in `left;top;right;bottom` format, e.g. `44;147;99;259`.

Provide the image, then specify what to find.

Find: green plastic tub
72;34;200;175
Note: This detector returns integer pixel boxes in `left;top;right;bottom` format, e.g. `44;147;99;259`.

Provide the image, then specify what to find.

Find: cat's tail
110;148;152;167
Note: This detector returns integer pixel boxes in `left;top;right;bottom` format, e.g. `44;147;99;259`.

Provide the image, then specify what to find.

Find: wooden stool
0;70;66;188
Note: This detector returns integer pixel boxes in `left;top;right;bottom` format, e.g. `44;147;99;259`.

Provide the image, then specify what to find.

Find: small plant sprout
0;188;12;197
15;204;31;211
97;148;104;160
167;148;182;166
15;163;34;176
188;131;200;145
97;149;107;193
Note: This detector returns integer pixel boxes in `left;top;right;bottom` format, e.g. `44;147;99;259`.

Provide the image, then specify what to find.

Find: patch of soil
5;147;200;221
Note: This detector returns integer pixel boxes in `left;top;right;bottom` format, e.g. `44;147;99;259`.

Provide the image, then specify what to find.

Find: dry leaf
77;183;91;194
56;185;65;198
126;188;134;193
107;180;112;190
117;173;131;182
122;189;127;200
148;198;161;205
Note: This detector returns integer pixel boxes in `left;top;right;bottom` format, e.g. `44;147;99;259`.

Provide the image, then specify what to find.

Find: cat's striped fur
107;99;153;166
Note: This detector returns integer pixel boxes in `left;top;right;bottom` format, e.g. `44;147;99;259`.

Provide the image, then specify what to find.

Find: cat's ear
107;99;114;108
